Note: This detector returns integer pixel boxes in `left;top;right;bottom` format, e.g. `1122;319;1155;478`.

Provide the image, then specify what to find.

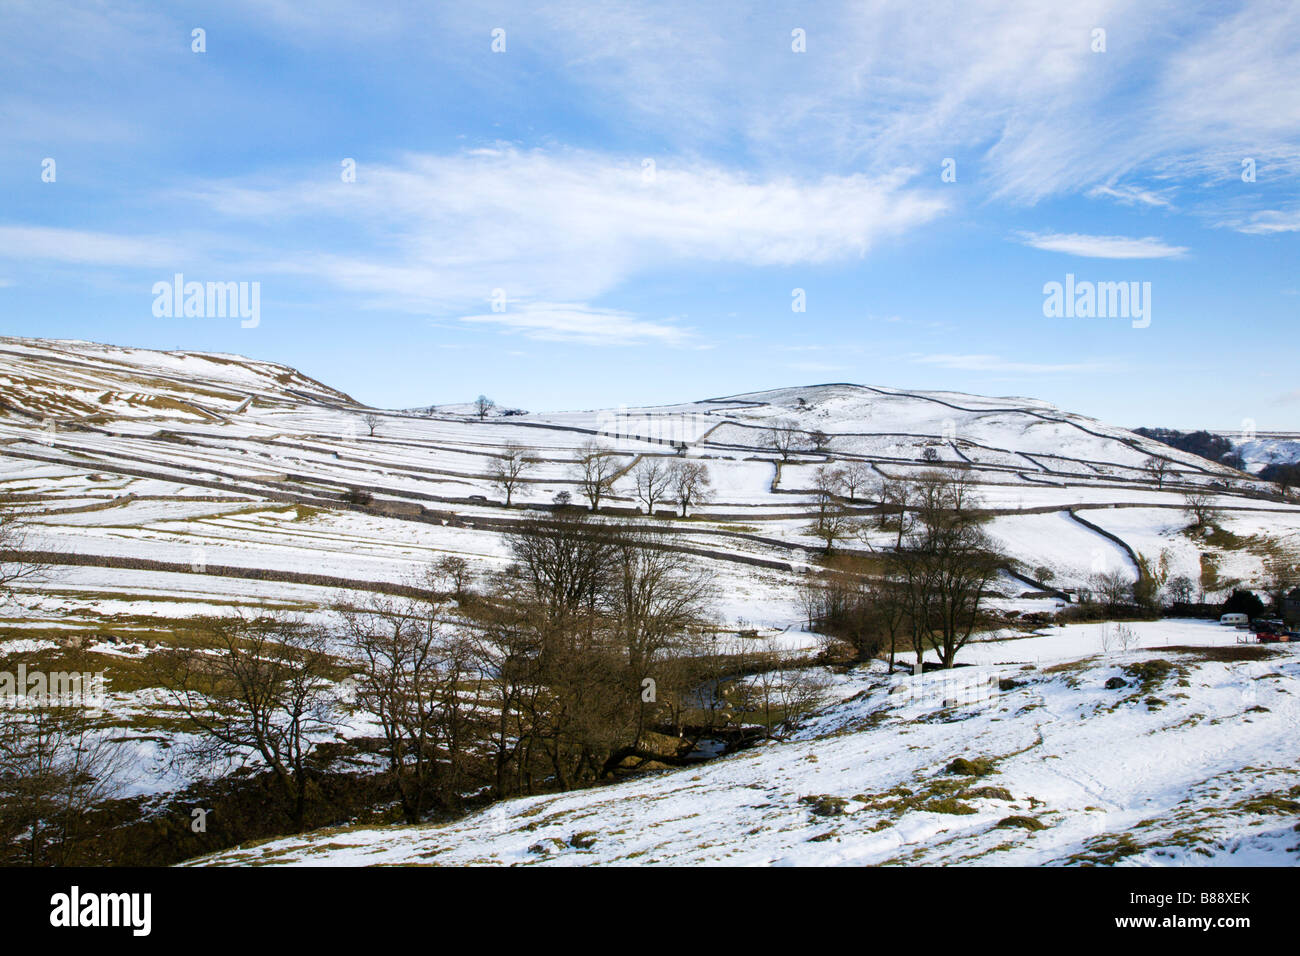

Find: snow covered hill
189;620;1300;867
3;337;1298;865
2;335;1297;638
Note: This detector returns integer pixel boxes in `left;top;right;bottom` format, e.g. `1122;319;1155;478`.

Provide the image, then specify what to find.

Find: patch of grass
1155;645;1279;663
1068;832;1144;865
800;794;849;817
1122;659;1175;692
996;815;1046;831
945;756;995;777
967;786;1014;802
1235;786;1300;817
926;797;977;815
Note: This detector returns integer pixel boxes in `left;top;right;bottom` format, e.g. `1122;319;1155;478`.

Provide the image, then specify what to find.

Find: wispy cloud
179;147;948;318
1017;231;1188;259
1086;184;1174;208
457;302;692;347
0;226;186;267
1221;207;1300;235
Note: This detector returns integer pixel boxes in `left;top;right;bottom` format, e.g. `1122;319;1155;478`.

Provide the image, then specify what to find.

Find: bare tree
0;650;126;866
806;465;853;552
474;395;496;420
1167;574;1195;605
335;591;481;820
839;461;873;502
153;614;338;829
667;459;712;517
876;475;917;549
1143;456;1173;489
1182;489;1221;529
736;663;831;740
490;443;533;506
633;457;672;515
429;554;473;598
1090;568;1133;612
602;522;715;758
471;513;732;793
361;413;381;437
809;429;831;453
507;509;618;631
1261;556;1298;615
894;471;1001;669
0;494;46;602
766;418;801;461
571;440;622;512
468;597;542;797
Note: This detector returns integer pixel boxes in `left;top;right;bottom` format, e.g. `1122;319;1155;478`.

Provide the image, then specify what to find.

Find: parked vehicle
1253;619;1299;643
1220;613;1249;626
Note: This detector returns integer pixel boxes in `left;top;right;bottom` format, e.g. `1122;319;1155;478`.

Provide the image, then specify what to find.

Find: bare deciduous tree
1143;456;1173;489
894;471;1001;669
766;418;801;461
1090;568;1133;612
429;554;473;598
474;395;496;420
361;413;381;437
490;443;533;506
806;465;853;552
335;591;481;820
0;495;46;602
1182;489;1220;529
632;457;672;515
667;459;712;517
876;475;917;549
154;614;338;829
571;440;622;512
0;654;125;865
1167;574;1196;605
839;461;873;502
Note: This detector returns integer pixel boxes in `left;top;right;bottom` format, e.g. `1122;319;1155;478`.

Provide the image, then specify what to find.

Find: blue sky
1;1;1297;428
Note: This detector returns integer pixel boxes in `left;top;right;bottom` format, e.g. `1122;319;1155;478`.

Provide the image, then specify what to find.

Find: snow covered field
3;337;1298;867
192;620;1300;867
4;335;1296;623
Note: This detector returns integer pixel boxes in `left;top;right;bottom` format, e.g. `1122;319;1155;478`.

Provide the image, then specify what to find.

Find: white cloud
1017;231;1188;259
183;147;948;313
196;2;1300;204
457;302;692;347
1222;208;1300;235
0;226;185;267
1086;184;1174;208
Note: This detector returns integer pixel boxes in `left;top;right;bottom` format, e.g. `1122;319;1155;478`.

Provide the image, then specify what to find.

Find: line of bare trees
1;495;123;865
799;470;1003;671
143;510;741;827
